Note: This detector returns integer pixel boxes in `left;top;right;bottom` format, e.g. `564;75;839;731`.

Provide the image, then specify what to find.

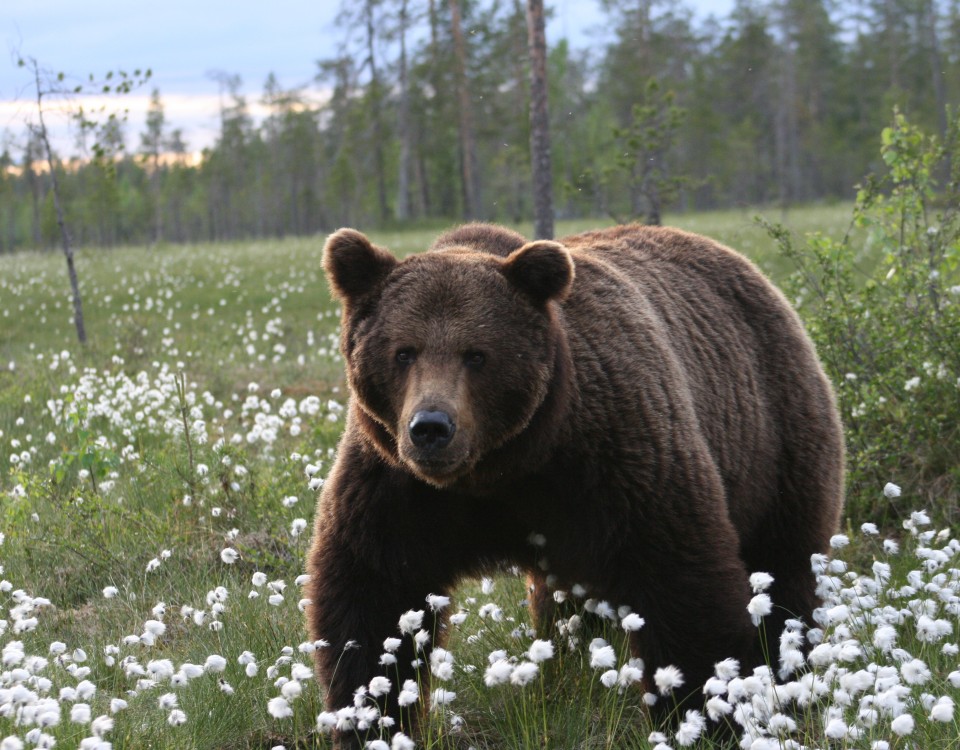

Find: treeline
1;0;958;252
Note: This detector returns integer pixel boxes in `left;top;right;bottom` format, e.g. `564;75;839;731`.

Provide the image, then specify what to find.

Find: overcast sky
1;0;734;156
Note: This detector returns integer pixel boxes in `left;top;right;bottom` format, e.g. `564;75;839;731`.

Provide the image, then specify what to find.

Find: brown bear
305;222;844;744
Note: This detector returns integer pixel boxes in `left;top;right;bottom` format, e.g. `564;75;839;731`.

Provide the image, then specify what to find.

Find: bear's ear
323;228;398;302
502;240;574;305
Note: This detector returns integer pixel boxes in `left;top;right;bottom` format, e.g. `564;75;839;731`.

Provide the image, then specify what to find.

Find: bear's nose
409;411;456;450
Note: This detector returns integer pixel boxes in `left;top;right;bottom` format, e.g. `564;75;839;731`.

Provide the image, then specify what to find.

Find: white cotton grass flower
267;696;293;719
147;659;175;680
592;600;617;620
706;695;733;721
824;717;847;739
883;482;902;498
747;593;772;625
429;648;454;680
220;548;239;564
621;612;645;631
901;658;931;685
714;658;739;680
144;619;166;637
237;650;256;666
430;688;456;708
398;609;424;635
167;709;187;726
749;571;774;593
281;680;302;701
291;663;313;682
478;602;503;621
76;680;96;700
618;662;643;687
397;679;419;707
414;629;431;651
484;659;514;687
158;693;178;710
509;661;539;686
204;654;227;673
674;709;706;747
102;586;119;599
383;637;402;653
829;533;849;549
90;715;113;737
426;593;450;611
526;639;554;663
589;642;616;670
391;733;415;750
916;614;953;643
890;713;914;736
653;665;684;695
929;696;954;723
600;669;618;688
368;676;392;698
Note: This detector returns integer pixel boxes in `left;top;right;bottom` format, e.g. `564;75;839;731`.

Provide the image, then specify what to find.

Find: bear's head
323;228;575;488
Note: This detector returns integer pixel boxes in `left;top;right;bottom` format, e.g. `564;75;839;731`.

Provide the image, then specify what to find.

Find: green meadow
1;200;959;749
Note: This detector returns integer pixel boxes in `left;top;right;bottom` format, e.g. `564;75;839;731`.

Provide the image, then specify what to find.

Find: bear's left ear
502;240;575;305
323;228;398;302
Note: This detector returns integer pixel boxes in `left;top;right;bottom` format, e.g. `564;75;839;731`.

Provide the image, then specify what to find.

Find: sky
1;0;734;158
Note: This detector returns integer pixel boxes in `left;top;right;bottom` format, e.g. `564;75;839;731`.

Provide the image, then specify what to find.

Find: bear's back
557;224;838;541
429;223;527;258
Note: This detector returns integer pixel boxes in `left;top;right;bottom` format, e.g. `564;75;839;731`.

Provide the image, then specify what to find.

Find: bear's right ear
323;228;398;302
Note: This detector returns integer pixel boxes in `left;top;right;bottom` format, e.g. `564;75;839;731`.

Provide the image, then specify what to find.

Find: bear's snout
408;410;456;450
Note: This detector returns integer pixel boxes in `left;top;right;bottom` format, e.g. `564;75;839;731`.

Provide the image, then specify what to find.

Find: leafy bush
765;109;960;525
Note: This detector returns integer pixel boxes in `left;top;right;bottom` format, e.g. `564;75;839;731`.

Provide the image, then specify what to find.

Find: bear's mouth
402;453;472;488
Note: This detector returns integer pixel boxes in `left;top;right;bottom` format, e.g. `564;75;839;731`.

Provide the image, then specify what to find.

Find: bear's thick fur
306;223;844;741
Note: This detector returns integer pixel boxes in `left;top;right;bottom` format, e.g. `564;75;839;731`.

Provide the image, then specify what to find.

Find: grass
0;204;957;749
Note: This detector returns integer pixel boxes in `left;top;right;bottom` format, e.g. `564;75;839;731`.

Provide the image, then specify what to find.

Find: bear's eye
395;348;417;366
464;351;486;370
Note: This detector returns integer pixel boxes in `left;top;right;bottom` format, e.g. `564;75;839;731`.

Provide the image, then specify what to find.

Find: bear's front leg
616;504;759;729
304;441;460;747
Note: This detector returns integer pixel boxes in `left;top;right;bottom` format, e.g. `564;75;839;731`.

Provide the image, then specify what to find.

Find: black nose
409;411;456;450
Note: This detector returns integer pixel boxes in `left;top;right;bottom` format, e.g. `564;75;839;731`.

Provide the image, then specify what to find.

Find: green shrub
765;109;960;525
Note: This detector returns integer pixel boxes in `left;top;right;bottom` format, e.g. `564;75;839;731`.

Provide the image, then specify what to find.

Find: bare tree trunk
510;0;529;222
921;0;948;141
774;4;800;212
884;0;901;90
153;152;163;244
27;165;41;247
449;0;481;219
526;0;554;239
365;0;390;223
31;65;86;344
396;0;413;221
